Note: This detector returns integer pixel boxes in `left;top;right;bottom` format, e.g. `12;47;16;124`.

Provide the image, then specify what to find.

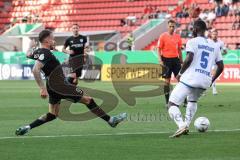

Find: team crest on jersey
34;54;39;59
38;54;44;60
80;39;83;42
76;87;83;95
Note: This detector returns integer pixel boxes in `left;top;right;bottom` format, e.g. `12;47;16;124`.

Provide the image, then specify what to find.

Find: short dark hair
39;29;52;43
168;19;175;24
72;23;79;27
211;28;218;33
193;19;207;32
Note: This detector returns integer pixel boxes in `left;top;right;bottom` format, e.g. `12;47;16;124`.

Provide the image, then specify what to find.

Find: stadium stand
0;0;179;36
144;0;240;50
1;0;239;49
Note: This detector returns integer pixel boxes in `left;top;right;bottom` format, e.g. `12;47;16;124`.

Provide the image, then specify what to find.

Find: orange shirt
157;32;182;58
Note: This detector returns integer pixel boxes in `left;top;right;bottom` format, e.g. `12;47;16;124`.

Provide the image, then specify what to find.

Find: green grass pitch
0;80;239;160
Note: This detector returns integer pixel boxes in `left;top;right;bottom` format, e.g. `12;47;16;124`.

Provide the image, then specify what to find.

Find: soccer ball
194;117;210;132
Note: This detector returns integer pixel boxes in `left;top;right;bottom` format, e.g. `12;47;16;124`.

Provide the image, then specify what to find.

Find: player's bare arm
62;45;74;55
212;60;224;84
32;60;48;99
26;39;37;58
158;49;163;64
176;52;194;81
178;48;183;64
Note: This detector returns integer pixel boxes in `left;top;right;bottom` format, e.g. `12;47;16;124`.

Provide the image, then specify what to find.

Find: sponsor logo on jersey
34;54;39;59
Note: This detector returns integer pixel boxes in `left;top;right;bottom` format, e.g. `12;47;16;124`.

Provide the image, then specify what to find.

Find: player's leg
172;58;187;107
61;84;127;128
162;58;172;106
67;56;82;85
184;88;205;128
164;79;171;106
66;72;78;85
211;65;218;95
15;103;60;136
212;81;217;95
79;95;127;127
168;83;190;138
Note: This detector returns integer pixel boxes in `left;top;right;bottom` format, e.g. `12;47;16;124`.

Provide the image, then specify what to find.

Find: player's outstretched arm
32;61;48;99
26;39;37;58
212;60;224;84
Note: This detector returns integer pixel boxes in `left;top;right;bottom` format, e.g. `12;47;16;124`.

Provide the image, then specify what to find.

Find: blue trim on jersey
180;81;206;90
180;81;194;88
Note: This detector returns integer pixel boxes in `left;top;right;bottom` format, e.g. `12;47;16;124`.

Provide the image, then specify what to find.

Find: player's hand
40;88;48;99
29;39;37;48
68;50;75;55
159;60;163;65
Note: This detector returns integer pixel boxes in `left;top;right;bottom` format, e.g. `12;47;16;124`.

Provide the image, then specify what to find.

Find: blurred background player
168;19;224;138
209;28;227;95
62;24;88;85
15;29;127;136
157;19;183;107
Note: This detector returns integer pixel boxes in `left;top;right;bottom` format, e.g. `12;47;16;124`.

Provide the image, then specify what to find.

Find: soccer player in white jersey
209;29;227;95
167;19;224;138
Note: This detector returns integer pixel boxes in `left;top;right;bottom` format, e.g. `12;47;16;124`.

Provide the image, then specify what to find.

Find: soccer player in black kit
15;30;127;136
62;23;87;85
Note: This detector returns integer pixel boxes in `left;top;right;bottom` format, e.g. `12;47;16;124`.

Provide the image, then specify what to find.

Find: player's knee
164;84;170;94
187;101;197;108
80;96;92;105
167;101;178;110
39;112;56;122
164;79;171;85
66;77;77;85
164;82;170;87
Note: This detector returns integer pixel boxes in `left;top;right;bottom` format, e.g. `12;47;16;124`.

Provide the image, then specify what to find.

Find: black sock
164;85;170;104
86;99;110;122
29;113;56;129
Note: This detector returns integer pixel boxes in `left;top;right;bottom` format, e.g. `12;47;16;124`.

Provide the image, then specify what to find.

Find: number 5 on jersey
200;51;209;69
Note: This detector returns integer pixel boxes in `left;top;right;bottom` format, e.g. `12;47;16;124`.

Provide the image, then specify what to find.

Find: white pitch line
0;128;240;140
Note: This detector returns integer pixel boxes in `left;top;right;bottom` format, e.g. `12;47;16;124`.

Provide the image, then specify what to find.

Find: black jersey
28;48;64;78
64;35;87;57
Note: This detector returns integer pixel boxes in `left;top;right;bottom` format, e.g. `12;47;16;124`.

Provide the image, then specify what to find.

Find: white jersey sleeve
219;40;227;51
185;39;196;54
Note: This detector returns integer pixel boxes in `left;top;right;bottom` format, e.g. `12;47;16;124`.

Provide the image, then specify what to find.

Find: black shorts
69;55;84;77
162;56;181;79
71;67;83;78
46;79;84;105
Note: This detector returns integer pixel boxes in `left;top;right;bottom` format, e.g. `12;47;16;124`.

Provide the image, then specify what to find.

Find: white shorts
169;82;205;105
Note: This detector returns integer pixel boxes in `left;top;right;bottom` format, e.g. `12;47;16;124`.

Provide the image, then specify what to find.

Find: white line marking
0;128;240;140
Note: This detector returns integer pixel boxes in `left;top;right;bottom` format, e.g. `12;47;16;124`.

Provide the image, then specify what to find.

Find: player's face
72;25;79;36
192;27;198;37
46;33;55;50
168;22;175;34
212;31;218;40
